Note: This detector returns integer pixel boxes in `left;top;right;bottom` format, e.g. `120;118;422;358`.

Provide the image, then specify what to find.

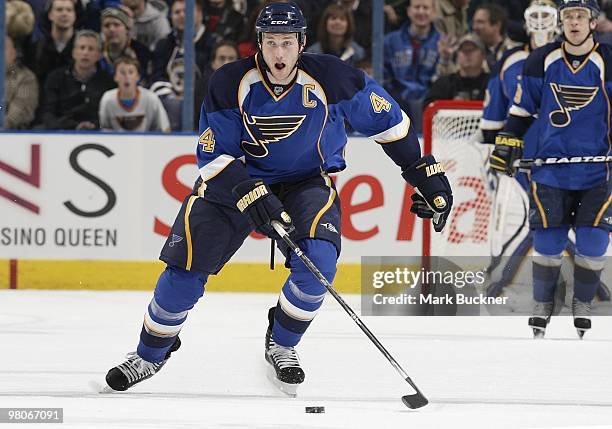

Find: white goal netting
423;102;492;257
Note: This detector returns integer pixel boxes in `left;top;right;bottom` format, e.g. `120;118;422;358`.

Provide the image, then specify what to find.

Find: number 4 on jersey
199;128;216;153
370;92;391;113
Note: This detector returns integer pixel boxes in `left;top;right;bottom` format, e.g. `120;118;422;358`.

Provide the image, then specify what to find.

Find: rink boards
0;132;422;291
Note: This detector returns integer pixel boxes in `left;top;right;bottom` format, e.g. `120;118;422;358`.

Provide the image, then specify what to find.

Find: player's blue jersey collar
254;53;299;102
559;41;600;74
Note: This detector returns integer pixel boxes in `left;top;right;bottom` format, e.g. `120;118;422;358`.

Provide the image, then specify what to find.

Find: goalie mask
525;0;559;48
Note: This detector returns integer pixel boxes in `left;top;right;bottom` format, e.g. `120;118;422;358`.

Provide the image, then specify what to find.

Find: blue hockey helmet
255;2;307;47
558;0;600;19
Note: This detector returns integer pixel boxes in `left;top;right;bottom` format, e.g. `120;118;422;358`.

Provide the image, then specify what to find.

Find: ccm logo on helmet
271;20;289;24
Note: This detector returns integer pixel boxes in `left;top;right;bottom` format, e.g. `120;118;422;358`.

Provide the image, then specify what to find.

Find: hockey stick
271;221;428;409
514;155;612;172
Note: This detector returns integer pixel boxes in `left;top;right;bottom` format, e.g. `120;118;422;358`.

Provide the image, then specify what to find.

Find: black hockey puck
305;406;325;413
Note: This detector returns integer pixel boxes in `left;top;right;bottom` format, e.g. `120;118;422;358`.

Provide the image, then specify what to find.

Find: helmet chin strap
564;17;597;47
564;29;594;47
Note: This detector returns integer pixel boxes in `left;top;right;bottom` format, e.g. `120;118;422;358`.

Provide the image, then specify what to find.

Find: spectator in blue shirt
384;0;440;133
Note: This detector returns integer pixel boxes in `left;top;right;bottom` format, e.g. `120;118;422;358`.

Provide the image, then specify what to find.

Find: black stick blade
402;393;429;409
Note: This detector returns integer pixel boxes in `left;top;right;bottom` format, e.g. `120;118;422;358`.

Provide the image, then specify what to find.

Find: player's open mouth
275;63;286;70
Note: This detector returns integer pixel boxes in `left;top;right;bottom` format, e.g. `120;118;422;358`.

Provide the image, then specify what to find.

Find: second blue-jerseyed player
490;0;611;339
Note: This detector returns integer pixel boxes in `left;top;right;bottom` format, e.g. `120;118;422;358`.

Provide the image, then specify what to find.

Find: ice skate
572;297;592;339
528;302;553;338
105;337;181;391
265;308;304;397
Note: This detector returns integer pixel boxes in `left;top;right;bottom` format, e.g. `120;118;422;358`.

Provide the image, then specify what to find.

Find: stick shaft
271;222;425;397
514;156;612;170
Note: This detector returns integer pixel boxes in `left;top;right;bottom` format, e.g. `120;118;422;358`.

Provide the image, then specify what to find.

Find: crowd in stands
3;0;612;133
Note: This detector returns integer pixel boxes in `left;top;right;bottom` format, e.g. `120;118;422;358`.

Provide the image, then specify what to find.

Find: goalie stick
271;221;429;410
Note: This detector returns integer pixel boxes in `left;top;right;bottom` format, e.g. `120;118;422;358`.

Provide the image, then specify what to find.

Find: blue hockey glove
490;132;523;177
402;155;453;233
232;179;294;239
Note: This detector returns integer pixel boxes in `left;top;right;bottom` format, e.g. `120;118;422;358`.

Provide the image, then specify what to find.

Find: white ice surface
1;290;612;429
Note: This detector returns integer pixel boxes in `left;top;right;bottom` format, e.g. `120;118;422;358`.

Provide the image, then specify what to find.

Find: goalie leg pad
137;266;207;363
272;239;336;347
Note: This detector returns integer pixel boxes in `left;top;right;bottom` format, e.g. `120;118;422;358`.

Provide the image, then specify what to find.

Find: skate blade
532;328;546;339
89;380;117;394
266;366;299;398
576;329;587;340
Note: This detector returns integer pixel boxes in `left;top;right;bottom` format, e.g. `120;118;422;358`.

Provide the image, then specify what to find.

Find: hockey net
421;101;611;310
422;101;492;258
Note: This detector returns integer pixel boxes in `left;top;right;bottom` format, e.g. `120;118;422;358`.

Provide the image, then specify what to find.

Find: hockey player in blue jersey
104;2;453;394
490;0;611;338
482;0;559;144
481;0;559;296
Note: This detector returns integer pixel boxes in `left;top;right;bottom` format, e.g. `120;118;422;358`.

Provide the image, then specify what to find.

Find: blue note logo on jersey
549;83;599;127
169;234;183;247
241;113;306;158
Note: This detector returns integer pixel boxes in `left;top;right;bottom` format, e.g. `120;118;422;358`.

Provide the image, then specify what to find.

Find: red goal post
422;100;492;258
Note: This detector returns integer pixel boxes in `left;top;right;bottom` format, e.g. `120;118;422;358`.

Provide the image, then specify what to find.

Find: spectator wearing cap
99;7;153;85
203;0;245;43
151;0;215;83
24;0;76;83
39;29;115;130
306;3;365;67
423;33;489;108
384;0;440;133
121;0;171;50
472;3;515;72
4;35;39;129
